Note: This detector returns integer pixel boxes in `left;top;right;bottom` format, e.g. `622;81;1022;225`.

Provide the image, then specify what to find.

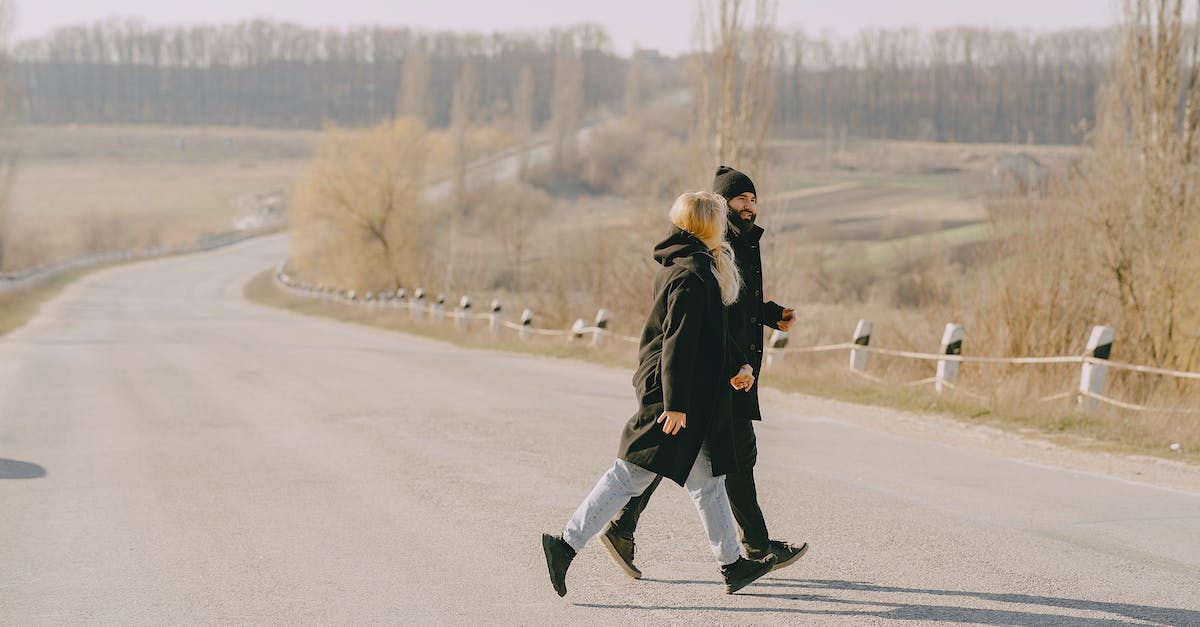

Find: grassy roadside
245;268;1199;465
0;267;108;337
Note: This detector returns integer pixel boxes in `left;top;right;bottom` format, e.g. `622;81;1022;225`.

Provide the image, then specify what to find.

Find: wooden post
849;319;872;373
765;329;789;368
935;323;964;394
520;309;533;341
591;309;609;348
457;296;472;331
490;299;502;336
1079;325;1115;411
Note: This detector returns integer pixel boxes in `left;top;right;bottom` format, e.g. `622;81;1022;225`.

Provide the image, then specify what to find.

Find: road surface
2;235;1198;625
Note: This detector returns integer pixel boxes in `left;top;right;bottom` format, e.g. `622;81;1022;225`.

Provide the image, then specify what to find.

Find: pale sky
11;0;1121;55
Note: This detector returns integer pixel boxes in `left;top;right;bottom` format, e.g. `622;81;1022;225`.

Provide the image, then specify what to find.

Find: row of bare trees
10;17;1117;145
14;21;636;128
773;27;1116;144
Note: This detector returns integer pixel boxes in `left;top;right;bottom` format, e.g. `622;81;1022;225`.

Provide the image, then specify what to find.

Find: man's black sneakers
599;525;643;579
541;533;576;597
720;554;777;594
749;540;809;572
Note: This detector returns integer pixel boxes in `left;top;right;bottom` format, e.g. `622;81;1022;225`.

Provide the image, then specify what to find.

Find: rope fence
274;265;1199;415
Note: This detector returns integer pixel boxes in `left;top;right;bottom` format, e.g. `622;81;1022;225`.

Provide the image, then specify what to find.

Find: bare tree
694;0;778;174
513;63;536;138
289;120;445;291
625;48;643;119
398;45;431;124
512;63;536;178
446;60;478;293
0;0;17;270
550;36;583;174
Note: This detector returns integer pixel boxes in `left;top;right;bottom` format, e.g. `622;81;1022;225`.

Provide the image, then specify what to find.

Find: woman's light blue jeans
562;443;742;565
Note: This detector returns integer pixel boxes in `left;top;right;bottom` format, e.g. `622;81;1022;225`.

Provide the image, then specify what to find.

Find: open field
3;124;319;270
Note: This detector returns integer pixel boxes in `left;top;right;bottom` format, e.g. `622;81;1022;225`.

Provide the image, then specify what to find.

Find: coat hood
653;227;713;273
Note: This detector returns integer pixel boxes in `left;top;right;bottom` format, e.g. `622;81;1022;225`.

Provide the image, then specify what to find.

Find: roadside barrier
273;266;1199;415
0;220;285;295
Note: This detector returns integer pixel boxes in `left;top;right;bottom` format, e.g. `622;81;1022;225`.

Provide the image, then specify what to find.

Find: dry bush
473;179;554;291
580;121;700;201
289;118;450;291
921;1;1200;415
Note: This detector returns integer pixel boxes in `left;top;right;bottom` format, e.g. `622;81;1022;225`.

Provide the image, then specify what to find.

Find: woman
541;191;777;597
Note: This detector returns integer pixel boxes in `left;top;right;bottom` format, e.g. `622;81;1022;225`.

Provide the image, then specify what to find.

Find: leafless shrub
288;119;450;291
952;0;1200;406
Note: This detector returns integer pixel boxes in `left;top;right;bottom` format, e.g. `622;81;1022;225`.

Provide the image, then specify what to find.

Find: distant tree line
773;27;1116;144
13;20;638;129
13;20;1117;144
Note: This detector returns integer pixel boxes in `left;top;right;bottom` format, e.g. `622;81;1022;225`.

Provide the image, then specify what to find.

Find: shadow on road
0;458;47;479
579;578;1198;626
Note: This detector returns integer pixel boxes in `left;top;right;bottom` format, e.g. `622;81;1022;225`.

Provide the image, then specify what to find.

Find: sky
10;0;1121;55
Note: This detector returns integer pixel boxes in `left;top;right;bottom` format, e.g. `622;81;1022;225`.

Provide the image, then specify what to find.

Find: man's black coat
727;222;786;422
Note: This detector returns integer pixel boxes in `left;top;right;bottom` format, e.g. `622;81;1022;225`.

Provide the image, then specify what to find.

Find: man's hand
730;364;755;392
777;308;796;331
657;410;687;435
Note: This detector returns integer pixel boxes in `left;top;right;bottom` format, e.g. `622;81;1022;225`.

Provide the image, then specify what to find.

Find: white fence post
520;309;533;341
1079;325;1115;411
570;318;586;341
457;296;472;331
765;329;789;368
490;299;502;336
412;288;425;320
433;293;446;323
849;319;872;374
592;309;609;348
935;323;964;394
396;288;407;309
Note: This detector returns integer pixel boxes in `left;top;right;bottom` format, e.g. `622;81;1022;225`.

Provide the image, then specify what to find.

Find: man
599;165;807;579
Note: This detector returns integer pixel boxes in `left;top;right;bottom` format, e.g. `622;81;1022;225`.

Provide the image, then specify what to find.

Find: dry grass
3;124;318;269
0;266;105;336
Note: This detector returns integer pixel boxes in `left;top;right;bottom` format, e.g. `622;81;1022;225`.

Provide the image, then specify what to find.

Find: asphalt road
2;235;1198;625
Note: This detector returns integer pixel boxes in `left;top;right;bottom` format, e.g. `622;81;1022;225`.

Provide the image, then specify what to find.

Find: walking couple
542;166;807;596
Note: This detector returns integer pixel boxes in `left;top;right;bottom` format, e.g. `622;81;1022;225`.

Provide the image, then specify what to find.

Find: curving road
1;235;1199;625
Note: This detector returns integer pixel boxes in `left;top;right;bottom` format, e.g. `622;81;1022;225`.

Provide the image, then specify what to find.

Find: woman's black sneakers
720;554;778;594
541;534;576;597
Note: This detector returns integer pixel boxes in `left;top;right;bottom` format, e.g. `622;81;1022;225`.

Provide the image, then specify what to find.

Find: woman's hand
657;410;687;435
730;364;755;392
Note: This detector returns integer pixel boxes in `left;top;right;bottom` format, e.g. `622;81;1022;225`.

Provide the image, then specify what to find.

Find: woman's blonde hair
669;191;742;305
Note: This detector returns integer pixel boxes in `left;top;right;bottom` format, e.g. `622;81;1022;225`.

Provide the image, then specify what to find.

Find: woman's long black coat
616;228;742;487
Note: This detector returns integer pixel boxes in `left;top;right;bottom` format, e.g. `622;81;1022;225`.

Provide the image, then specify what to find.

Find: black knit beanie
712;165;756;203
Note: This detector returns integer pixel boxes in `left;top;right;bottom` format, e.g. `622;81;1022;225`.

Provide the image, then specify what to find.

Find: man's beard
729;210;756;232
